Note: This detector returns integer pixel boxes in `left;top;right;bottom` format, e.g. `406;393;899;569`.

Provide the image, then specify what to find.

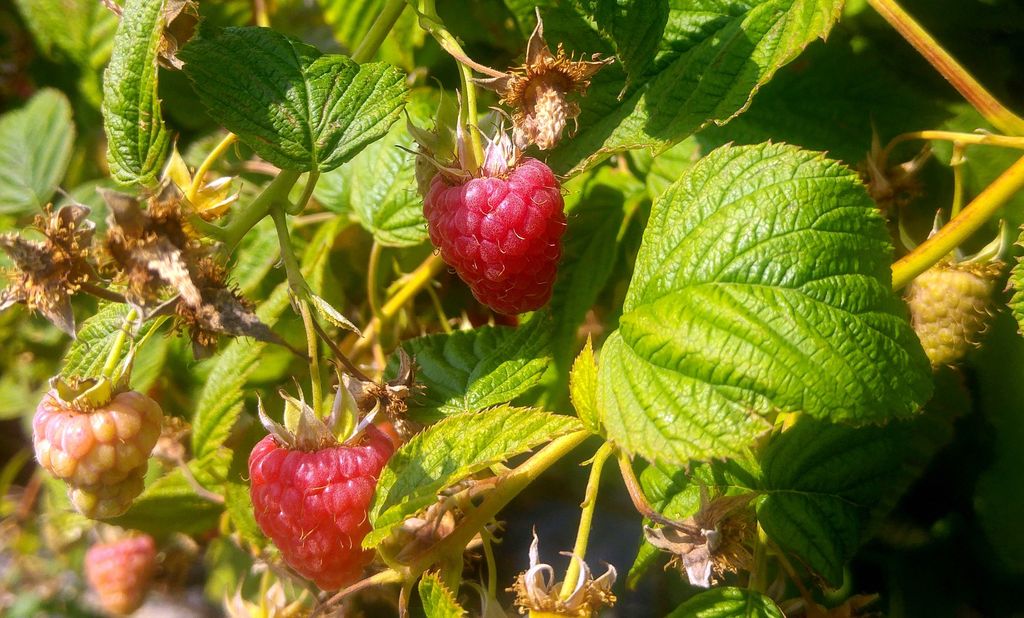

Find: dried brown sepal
342;349;419;439
0;204;96;334
860;131;931;214
475;9;613;150
158;0;199;70
643;489;755;588
509;531;617;617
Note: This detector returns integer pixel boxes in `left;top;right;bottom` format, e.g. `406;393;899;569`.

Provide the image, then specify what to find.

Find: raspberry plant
2;0;1024;616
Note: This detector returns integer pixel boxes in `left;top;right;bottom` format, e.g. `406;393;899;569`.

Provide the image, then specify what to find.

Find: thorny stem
101;307;137;378
866;0;1024;136
559;441;615;599
351;0;407;63
891;154;1024;290
220;169;301;252
187;133;238;203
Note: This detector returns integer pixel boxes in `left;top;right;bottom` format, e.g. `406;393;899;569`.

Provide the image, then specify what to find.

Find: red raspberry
33;389;163;518
424;157;566;314
85;534;157;615
248;425;394;591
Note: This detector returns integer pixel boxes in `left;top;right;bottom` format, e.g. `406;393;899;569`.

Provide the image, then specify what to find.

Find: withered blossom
475;9;614;150
644;490;755;588
860;131;931;213
0;204;96;334
102;0;198;70
509;531;616;617
342;349;418;439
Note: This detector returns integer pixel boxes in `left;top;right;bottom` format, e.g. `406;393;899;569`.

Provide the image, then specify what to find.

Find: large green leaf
396;317;552;421
666;587;783;618
365;406;582;547
179;27;407;172
190;217;344;459
103;0;170;186
598;143;932;464
0;89;75;214
505;0;845;175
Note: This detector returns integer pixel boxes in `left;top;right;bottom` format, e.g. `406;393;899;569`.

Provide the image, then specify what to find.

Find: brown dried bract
0;204;96;334
644;489;755;588
860;131;931;214
343;349;419;439
476;9;613;151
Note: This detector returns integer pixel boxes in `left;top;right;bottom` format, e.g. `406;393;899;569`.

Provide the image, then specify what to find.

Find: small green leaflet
666;587;784;618
180;27;407;173
103;0;170;186
598;143;933;464
569;338;600;434
60;303;164;382
505;0;845;175
1010;226;1024;332
418;572;466;618
364;406;582;548
0;89;75;214
395;317;552;421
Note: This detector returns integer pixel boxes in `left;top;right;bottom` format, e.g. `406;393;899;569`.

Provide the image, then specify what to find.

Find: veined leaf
0;89;75;214
666;587;784;618
598;143;932;464
419;572;466;618
396;317;553;421
60;303;163;382
103;0;170;186
365;406;582;547
180;27;407;172
569;338;600;434
505;0;845;175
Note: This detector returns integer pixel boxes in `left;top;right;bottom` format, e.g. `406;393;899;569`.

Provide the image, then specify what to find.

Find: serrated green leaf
60;304;163;381
103;0;170;186
180;27;407;172
598;143;933;464
0;89;75;214
569;338;600;434
397;318;553;421
506;0;844;175
309;293;361;335
418;572;466;618
315;91;429;246
666;587;784;618
365;406;582;547
191;216;344;459
107;450;230;535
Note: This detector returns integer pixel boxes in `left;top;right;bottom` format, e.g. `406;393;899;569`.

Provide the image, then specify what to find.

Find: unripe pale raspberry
424;157;566;314
906;261;1000;366
33;389;162;518
85;534;157;615
248;425;394;591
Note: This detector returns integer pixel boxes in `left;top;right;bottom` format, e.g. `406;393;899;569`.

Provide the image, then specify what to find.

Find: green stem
100;308;137;378
351;0;407;63
367;241;384;320
559;441;615;599
220;169;301;252
298;299;323;417
285;171;320;215
867;0;1024;136
748;524;769;593
270;203;310;295
187;133;238;203
409;430;591;575
891;154;1024;289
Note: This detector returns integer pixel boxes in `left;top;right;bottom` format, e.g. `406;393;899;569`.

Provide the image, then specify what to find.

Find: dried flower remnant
861;131;931;213
644;490;755;588
0;204;96;334
342;349;418;438
510;532;616;617
475;9;614;150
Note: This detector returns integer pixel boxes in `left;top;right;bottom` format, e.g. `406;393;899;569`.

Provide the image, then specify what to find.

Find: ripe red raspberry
33;389;163;518
85;534;157;615
424;157;566;314
248;425;394;590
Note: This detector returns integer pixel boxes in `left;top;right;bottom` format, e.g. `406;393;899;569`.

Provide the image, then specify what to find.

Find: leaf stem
367;241;384;320
881;130;1024;163
187;133;238;203
616;451;678;527
353;254;445;353
351;0;407;63
866;0;1024;136
559;441;615;599
891;154;1024;289
270;203;310;295
220;169;301;252
285;171;320;215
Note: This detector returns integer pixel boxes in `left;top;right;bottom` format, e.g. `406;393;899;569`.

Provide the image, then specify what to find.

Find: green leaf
315;90;434;247
103;0;170;186
396;317;553;421
569;338;600;434
666;587;784;618
108;451;229;535
598;143;932;464
507;0;845;175
418;572;466;618
60;304;162;381
190;216;345;459
180;27;407;172
365;406;582;547
0;89;75;214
